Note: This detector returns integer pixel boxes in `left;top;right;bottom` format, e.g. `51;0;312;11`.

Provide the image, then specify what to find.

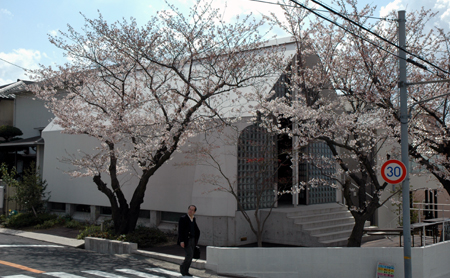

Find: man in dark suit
178;205;200;277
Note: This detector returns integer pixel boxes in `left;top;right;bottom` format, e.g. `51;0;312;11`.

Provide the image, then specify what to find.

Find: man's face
188;206;196;217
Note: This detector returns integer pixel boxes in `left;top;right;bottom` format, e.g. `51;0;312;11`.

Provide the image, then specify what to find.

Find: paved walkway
0;226;441;278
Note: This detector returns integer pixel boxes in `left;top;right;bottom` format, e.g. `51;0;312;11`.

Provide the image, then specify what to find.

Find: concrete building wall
14;92;53;138
0;98;14;127
41;118;263;246
375;140;444;228
42;121;247;217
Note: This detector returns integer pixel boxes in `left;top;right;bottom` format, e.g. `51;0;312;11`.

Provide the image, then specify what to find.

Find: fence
0;179;20;215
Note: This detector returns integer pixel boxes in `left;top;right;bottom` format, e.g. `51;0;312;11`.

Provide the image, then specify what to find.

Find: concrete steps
290;205;356;246
294;216;354;229
306;223;355;235
261;203;366;247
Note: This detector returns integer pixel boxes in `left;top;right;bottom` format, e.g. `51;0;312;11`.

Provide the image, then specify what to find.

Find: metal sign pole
398;10;412;278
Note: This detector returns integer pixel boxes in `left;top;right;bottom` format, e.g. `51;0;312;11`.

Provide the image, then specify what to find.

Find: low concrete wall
206;241;450;278
85;237;137;254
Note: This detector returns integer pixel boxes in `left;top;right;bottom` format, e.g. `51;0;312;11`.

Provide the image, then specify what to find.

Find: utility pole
398;10;412;278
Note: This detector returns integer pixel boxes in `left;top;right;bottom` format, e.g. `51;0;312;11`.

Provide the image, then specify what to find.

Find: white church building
1;38;448;247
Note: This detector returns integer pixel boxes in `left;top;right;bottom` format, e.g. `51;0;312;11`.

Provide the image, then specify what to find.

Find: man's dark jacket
177;214;200;246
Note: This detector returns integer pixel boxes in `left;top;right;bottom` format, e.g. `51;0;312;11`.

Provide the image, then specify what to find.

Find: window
161;211;184;222
237;124;276;210
49;202;65;211
75;204;90;213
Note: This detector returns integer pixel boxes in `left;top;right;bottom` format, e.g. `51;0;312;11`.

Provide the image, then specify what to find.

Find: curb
0;228;84;248
134;249;206;270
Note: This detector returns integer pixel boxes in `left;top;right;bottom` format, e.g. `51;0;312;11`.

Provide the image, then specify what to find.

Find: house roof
0;79;35;98
0;136;44;147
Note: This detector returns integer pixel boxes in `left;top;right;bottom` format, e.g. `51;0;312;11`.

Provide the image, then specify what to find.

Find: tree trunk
257;229;263;247
347;215;366;247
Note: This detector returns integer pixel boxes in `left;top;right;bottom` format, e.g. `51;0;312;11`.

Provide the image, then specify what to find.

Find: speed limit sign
381;159;407;184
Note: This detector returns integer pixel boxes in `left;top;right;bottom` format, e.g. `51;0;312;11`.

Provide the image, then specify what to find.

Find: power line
0;57;29;71
291;0;449;75
276;0;425;74
249;0;395;21
252;0;427;74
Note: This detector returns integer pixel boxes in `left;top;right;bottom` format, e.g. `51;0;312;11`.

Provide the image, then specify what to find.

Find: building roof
0;79;35;98
0;136;44;147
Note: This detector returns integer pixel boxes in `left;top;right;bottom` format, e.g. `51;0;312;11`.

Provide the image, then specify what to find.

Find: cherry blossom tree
297;1;450;197
27;0;284;234
253;0;409;247
261;0;450;246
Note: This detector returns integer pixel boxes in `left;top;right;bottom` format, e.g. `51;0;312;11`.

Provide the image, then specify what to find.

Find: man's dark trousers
181;237;195;275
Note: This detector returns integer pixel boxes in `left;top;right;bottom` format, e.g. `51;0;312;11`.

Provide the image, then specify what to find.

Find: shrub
0;162;49;216
34;219;58;229
122;226;168;248
4;212;57;228
76;224;169;248
0;214;6;225
0;125;23;142
77;225;115;240
64;219;83;229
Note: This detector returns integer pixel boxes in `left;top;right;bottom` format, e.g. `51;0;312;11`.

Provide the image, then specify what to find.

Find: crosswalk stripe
2;275;35;278
44;273;86;278
82;270;127;278
115;269;160;278
145;268;180;277
147;268;199;278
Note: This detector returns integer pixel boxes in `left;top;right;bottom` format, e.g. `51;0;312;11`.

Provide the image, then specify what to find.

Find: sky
1;0;450;85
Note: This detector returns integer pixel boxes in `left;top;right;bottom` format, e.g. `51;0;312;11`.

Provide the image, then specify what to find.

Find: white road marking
2;275;36;278
115;269;161;278
0;245;63;248
147;267;200;278
44;273;86;278
82;270;127;278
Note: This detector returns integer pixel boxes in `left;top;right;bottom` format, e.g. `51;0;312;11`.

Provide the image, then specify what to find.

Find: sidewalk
0;226;222;277
0;226;439;278
0;227;84;248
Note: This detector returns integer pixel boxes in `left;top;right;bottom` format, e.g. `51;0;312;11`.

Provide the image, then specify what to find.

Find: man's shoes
180;265;186;276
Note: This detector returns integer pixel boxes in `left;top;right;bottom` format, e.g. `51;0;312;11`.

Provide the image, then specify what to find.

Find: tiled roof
0;79;35;98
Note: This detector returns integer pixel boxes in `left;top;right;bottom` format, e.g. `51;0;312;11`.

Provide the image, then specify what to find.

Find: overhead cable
291;0;449;75
279;0;436;75
249;0;395;21
0;57;29;71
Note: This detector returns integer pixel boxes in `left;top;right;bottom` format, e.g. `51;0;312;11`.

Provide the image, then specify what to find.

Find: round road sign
381;159;407;184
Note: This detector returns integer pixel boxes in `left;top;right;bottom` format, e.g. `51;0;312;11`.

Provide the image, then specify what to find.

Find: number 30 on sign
381;159;407;184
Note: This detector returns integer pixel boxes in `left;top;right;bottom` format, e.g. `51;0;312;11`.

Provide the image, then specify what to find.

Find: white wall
14;92;53;138
42;120;250;217
206;241;450;278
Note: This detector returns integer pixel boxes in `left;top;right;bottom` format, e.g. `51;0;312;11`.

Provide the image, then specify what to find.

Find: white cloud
0;49;43;85
49;29;59;36
210;0;284;22
380;0;450;32
206;0;287;38
380;0;403;17
0;8;13;19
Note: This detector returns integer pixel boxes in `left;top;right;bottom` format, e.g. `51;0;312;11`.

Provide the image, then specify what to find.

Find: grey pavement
0;227;231;278
2;226;436;278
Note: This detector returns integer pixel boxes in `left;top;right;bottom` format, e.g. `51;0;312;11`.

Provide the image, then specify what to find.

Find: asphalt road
0;233;212;278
